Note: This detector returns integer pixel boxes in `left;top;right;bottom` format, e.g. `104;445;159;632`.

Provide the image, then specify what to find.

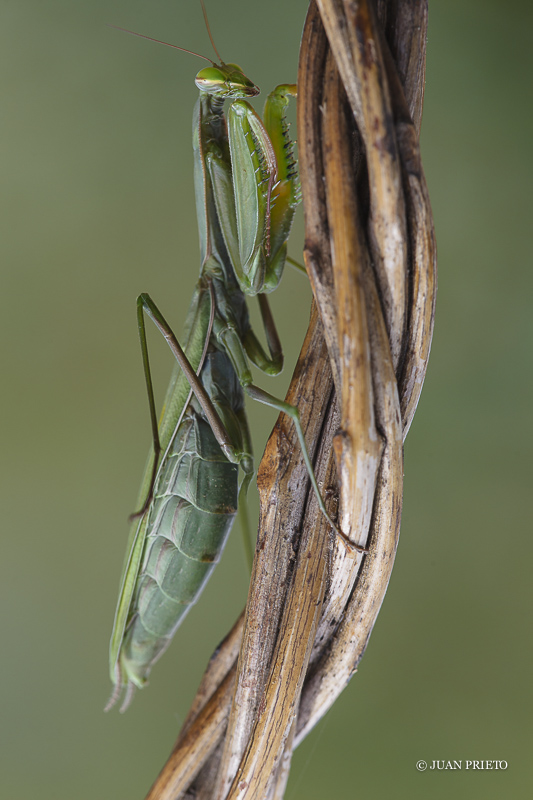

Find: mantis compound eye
195;66;227;93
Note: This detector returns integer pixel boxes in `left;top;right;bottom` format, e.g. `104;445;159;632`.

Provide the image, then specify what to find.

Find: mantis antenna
199;0;224;64
108;2;227;66
106;24;215;65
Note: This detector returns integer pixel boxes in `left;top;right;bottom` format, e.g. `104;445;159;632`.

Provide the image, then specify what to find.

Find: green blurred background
2;1;531;797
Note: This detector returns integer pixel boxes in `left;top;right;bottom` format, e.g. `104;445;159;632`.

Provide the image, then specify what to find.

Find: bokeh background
2;1;531;797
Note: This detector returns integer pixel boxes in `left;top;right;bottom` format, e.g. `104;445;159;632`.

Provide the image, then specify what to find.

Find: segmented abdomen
121;359;240;686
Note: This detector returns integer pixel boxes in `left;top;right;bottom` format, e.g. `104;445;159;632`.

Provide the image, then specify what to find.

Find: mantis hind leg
132;289;248;518
244;383;368;555
218;324;367;552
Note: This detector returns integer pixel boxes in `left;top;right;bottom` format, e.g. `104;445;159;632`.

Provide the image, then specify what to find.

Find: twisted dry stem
145;1;436;797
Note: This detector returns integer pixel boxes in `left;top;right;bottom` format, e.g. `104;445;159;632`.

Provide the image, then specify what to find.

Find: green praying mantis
106;8;365;712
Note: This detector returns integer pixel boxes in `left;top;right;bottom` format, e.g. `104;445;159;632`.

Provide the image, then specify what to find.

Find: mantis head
195;63;259;99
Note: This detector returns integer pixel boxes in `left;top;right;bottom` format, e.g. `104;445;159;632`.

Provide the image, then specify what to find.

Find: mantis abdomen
119;349;245;690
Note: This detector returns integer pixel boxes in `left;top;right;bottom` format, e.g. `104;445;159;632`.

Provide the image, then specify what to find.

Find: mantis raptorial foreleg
207;84;300;296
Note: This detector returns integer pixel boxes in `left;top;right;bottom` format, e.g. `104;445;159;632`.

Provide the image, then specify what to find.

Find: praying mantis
106;8;363;712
